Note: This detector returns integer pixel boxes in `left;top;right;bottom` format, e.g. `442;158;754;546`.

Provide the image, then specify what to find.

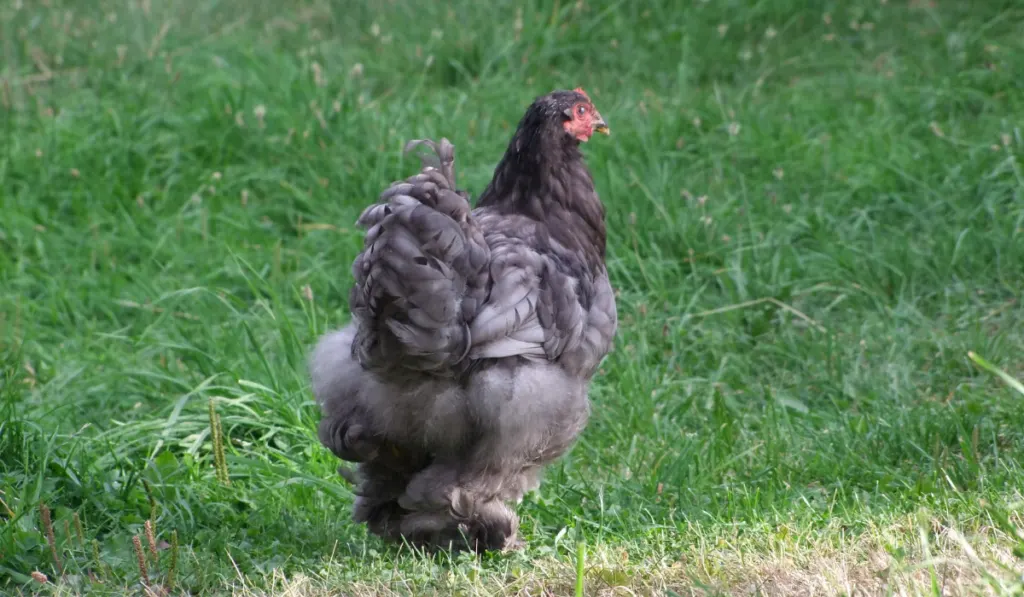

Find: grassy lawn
2;0;1024;594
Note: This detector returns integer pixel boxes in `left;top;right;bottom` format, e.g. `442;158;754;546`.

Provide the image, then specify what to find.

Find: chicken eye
577;105;587;116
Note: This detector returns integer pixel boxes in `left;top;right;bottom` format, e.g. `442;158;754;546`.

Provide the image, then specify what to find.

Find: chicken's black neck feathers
476;99;607;269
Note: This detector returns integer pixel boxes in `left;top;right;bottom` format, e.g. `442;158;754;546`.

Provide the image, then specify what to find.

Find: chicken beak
593;114;610;136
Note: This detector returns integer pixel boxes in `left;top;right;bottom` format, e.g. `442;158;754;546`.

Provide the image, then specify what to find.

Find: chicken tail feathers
403;138;457;190
349;138;490;376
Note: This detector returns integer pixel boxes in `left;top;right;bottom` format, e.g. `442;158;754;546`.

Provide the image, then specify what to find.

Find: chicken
309;88;617;553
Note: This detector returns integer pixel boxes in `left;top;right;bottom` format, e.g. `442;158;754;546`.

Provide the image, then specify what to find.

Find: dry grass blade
682;297;828;333
133;535;151;587
39;503;63;576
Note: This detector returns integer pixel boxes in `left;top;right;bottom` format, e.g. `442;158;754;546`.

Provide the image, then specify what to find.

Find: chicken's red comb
573;86;591;100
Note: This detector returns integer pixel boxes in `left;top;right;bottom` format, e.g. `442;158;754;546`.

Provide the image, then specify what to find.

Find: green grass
2;0;1024;594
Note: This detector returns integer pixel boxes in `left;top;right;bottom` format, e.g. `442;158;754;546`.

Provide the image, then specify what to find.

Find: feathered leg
394;361;590;552
391;439;560;554
349;461;411;541
395;464;521;553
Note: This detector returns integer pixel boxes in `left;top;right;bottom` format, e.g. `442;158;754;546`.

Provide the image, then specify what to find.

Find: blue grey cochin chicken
308;88;618;553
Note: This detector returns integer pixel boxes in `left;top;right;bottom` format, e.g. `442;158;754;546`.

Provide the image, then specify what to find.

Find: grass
2;0;1024;594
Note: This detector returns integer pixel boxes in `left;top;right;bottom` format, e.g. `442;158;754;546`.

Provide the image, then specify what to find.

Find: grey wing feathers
537;266;587;358
349;138;490;375
466;255;547;360
466;221;588;364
